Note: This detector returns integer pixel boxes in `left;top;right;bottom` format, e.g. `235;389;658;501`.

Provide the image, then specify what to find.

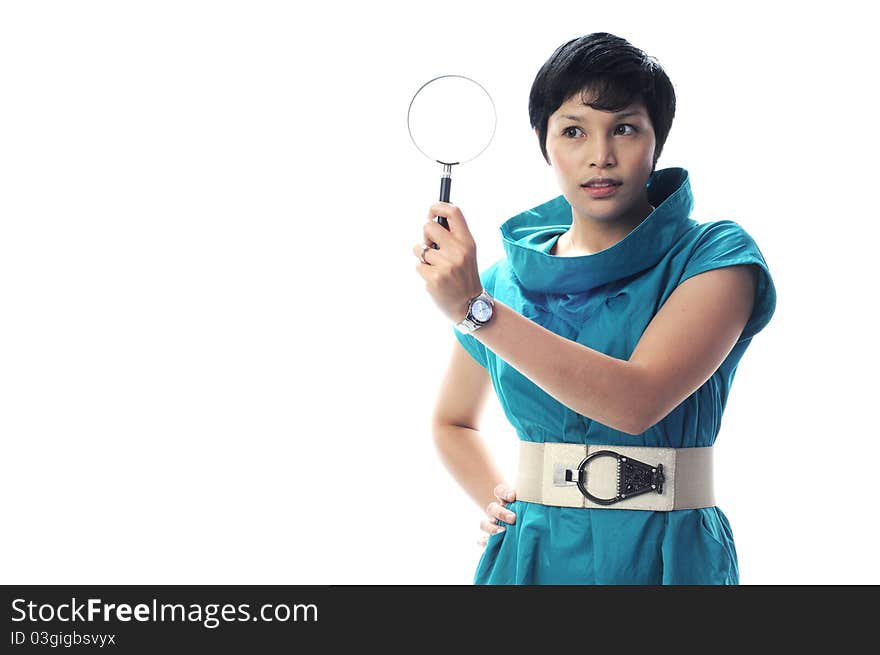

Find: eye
562;124;638;138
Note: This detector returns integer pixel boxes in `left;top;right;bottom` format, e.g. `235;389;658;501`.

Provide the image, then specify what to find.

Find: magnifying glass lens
407;75;496;165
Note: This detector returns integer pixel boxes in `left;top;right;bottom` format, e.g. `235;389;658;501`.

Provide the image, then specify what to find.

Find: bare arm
469;299;644;434
470;265;757;434
431;339;508;511
630;264;757;430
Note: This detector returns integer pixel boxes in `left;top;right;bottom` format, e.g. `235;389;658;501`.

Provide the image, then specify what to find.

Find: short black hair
528;32;676;173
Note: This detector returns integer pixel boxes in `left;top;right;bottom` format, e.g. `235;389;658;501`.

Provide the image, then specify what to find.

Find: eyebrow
560;110;644;122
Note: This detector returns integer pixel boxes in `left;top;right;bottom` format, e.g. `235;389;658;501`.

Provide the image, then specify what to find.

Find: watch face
472;299;492;322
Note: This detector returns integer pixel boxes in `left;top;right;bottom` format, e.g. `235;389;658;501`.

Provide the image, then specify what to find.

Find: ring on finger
419;243;431;264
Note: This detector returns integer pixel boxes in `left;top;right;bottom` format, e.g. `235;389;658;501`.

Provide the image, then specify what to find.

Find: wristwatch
455;289;495;334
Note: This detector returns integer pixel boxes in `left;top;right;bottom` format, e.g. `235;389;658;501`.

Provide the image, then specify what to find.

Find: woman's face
541;92;656;226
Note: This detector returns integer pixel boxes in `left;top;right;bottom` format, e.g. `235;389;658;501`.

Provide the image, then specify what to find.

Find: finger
493;503;516;525
412;242;433;264
485;501;504;526
430;202;472;240
423;219;453;252
480;517;507;534
494;484;515;502
414;261;430;283
425;207;447;241
427;202;456;223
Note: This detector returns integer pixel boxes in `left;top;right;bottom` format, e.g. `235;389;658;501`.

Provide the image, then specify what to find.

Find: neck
558;199;656;256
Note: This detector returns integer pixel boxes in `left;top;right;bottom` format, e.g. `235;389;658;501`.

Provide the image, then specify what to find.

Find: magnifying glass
407;74;497;244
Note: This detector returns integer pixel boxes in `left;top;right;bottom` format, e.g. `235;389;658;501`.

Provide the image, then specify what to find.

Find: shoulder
674;219;777;343
681;219;758;250
678;219;770;278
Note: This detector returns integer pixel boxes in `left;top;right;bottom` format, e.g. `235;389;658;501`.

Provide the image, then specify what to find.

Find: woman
413;32;776;584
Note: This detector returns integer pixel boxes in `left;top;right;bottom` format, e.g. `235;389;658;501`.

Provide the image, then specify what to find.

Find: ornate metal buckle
565;450;665;505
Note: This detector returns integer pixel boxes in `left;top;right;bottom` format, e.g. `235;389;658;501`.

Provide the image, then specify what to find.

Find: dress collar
499;167;695;294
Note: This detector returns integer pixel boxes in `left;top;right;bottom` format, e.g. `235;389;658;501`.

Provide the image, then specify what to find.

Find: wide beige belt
516;441;715;511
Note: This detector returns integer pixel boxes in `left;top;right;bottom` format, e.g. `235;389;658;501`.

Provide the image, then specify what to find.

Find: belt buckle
566;450;666;506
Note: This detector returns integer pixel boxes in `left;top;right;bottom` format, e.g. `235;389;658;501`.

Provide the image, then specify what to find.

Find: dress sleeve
679;220;777;344
451;260;500;369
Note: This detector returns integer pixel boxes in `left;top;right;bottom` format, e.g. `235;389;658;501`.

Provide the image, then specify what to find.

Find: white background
1;1;877;584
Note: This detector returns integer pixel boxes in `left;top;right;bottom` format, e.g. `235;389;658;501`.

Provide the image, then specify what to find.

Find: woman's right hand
478;484;517;548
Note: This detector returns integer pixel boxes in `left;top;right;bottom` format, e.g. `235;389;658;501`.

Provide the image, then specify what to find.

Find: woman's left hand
413;202;484;323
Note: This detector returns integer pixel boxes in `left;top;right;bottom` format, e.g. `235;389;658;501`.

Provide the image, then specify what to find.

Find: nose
587;135;616;167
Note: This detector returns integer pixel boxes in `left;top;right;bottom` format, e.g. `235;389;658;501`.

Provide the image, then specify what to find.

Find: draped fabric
453;167;776;584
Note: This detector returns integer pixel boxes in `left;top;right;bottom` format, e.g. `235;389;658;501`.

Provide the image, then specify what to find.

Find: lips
583;183;620;198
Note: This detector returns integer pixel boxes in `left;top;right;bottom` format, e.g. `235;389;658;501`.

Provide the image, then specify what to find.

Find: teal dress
454;167;777;585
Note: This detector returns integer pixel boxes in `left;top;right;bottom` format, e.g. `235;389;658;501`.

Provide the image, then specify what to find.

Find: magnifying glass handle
433;164;453;238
